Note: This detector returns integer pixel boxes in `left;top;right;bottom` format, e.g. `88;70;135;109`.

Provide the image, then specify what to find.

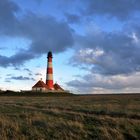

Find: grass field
0;94;140;140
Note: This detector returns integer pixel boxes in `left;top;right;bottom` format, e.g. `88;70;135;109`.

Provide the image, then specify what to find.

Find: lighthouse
32;51;65;92
46;51;54;90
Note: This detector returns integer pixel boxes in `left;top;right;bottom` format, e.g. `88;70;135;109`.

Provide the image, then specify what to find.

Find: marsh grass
0;94;139;139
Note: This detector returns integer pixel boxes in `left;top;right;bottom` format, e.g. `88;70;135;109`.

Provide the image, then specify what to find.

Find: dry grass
0;94;139;139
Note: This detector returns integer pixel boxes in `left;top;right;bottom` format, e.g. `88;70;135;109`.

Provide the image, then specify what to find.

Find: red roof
32;80;64;91
32;80;48;89
53;83;64;91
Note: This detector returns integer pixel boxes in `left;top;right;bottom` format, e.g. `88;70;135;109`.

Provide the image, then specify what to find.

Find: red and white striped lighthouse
46;51;54;90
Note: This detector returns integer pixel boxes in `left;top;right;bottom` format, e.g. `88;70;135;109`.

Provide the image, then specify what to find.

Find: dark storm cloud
70;27;140;75
67;19;140;92
0;0;140;79
0;0;19;35
19;13;74;54
0;51;35;67
84;0;140;20
67;15;140;92
59;0;140;22
0;0;74;67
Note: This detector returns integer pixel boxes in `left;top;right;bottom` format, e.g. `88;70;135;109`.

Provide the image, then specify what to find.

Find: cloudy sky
0;0;140;94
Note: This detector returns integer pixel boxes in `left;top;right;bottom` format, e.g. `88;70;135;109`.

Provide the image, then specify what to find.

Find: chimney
46;51;54;90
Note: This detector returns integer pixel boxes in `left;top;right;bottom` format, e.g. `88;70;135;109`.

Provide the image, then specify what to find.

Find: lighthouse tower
46;51;54;90
32;51;65;92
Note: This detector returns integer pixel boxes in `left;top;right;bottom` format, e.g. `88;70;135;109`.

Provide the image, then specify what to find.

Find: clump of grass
0;116;20;139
